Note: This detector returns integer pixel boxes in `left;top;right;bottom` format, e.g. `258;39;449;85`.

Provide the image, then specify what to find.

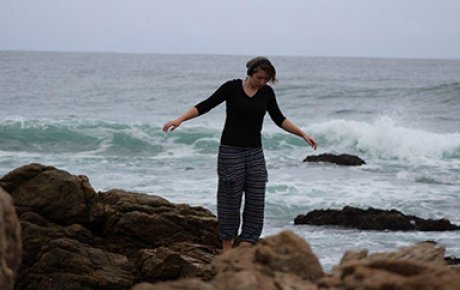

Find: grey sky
1;0;460;59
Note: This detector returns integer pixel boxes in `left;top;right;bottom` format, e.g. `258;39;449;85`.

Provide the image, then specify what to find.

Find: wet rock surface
304;153;366;166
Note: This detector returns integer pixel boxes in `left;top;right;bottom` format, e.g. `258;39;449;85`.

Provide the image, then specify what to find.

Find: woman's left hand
304;134;317;150
280;119;317;150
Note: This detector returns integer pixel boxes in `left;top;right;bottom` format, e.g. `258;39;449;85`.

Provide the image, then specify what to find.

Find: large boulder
294;206;460;231
0;163;95;225
0;163;219;290
0;187;22;290
304;153;366;166
88;189;219;251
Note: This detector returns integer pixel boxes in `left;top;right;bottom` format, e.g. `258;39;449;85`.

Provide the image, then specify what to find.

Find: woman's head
246;56;277;84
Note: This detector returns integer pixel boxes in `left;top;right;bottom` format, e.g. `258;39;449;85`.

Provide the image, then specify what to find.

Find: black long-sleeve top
195;79;286;148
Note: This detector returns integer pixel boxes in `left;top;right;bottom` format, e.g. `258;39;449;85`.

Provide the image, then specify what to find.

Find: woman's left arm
281;119;317;150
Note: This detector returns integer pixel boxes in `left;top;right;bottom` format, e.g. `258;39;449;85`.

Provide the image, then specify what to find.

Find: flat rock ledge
304;153;366;166
294;206;460;231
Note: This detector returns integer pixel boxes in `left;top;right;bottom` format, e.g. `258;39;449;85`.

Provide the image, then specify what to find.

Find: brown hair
246;56;277;83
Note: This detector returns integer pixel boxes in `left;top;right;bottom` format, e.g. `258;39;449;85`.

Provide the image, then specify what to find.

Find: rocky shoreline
1;163;459;290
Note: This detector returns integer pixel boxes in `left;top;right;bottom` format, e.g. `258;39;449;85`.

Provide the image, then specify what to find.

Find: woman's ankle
222;239;233;253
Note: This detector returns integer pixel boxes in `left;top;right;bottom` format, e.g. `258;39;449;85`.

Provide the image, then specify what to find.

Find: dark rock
294;206;460;231
0;163;96;225
88;189;219;252
303;153;366;166
445;256;460;266
0;163;219;290
15;238;136;290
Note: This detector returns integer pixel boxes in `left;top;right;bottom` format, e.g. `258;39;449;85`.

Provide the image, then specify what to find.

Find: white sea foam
310;116;460;162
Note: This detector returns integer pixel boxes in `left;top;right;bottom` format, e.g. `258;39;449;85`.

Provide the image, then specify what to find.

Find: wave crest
309;116;460;162
2;116;459;163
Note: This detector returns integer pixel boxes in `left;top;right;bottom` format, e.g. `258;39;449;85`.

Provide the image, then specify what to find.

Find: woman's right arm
163;81;230;132
162;107;199;132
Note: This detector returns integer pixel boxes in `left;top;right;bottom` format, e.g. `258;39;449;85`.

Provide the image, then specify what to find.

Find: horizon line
1;48;459;62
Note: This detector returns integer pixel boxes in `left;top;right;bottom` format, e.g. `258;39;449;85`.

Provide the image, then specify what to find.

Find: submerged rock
0;163;219;290
304;153;366;166
294;206;460;231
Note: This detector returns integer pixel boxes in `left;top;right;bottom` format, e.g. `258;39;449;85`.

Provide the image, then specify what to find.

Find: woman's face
248;70;270;89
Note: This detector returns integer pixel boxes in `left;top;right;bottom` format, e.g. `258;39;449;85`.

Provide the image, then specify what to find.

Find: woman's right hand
162;119;182;132
162;107;200;132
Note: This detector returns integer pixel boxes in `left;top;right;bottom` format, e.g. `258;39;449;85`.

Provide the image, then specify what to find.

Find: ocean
1;51;459;270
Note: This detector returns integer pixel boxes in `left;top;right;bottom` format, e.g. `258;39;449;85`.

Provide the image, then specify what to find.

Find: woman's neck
243;78;257;90
243;78;258;97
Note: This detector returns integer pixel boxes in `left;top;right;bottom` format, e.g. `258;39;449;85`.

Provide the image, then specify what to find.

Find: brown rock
137;230;322;290
333;242;460;290
0;163;220;290
0;163;55;193
137;242;215;282
251;230;324;282
131;280;215;290
15;238;135;290
341;261;460;290
88;189;220;253
0;163;96;225
211;270;271;290
0;187;22;290
339;241;447;267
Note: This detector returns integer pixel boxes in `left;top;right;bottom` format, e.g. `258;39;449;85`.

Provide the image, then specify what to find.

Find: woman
163;56;317;253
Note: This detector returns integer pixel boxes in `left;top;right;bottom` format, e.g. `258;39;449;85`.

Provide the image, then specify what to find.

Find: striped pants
217;145;268;244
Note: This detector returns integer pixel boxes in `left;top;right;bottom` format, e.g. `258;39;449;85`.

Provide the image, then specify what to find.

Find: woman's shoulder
224;79;242;86
217;79;242;91
261;84;275;96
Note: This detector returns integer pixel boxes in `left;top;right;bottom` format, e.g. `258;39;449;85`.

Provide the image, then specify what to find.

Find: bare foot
239;241;253;248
